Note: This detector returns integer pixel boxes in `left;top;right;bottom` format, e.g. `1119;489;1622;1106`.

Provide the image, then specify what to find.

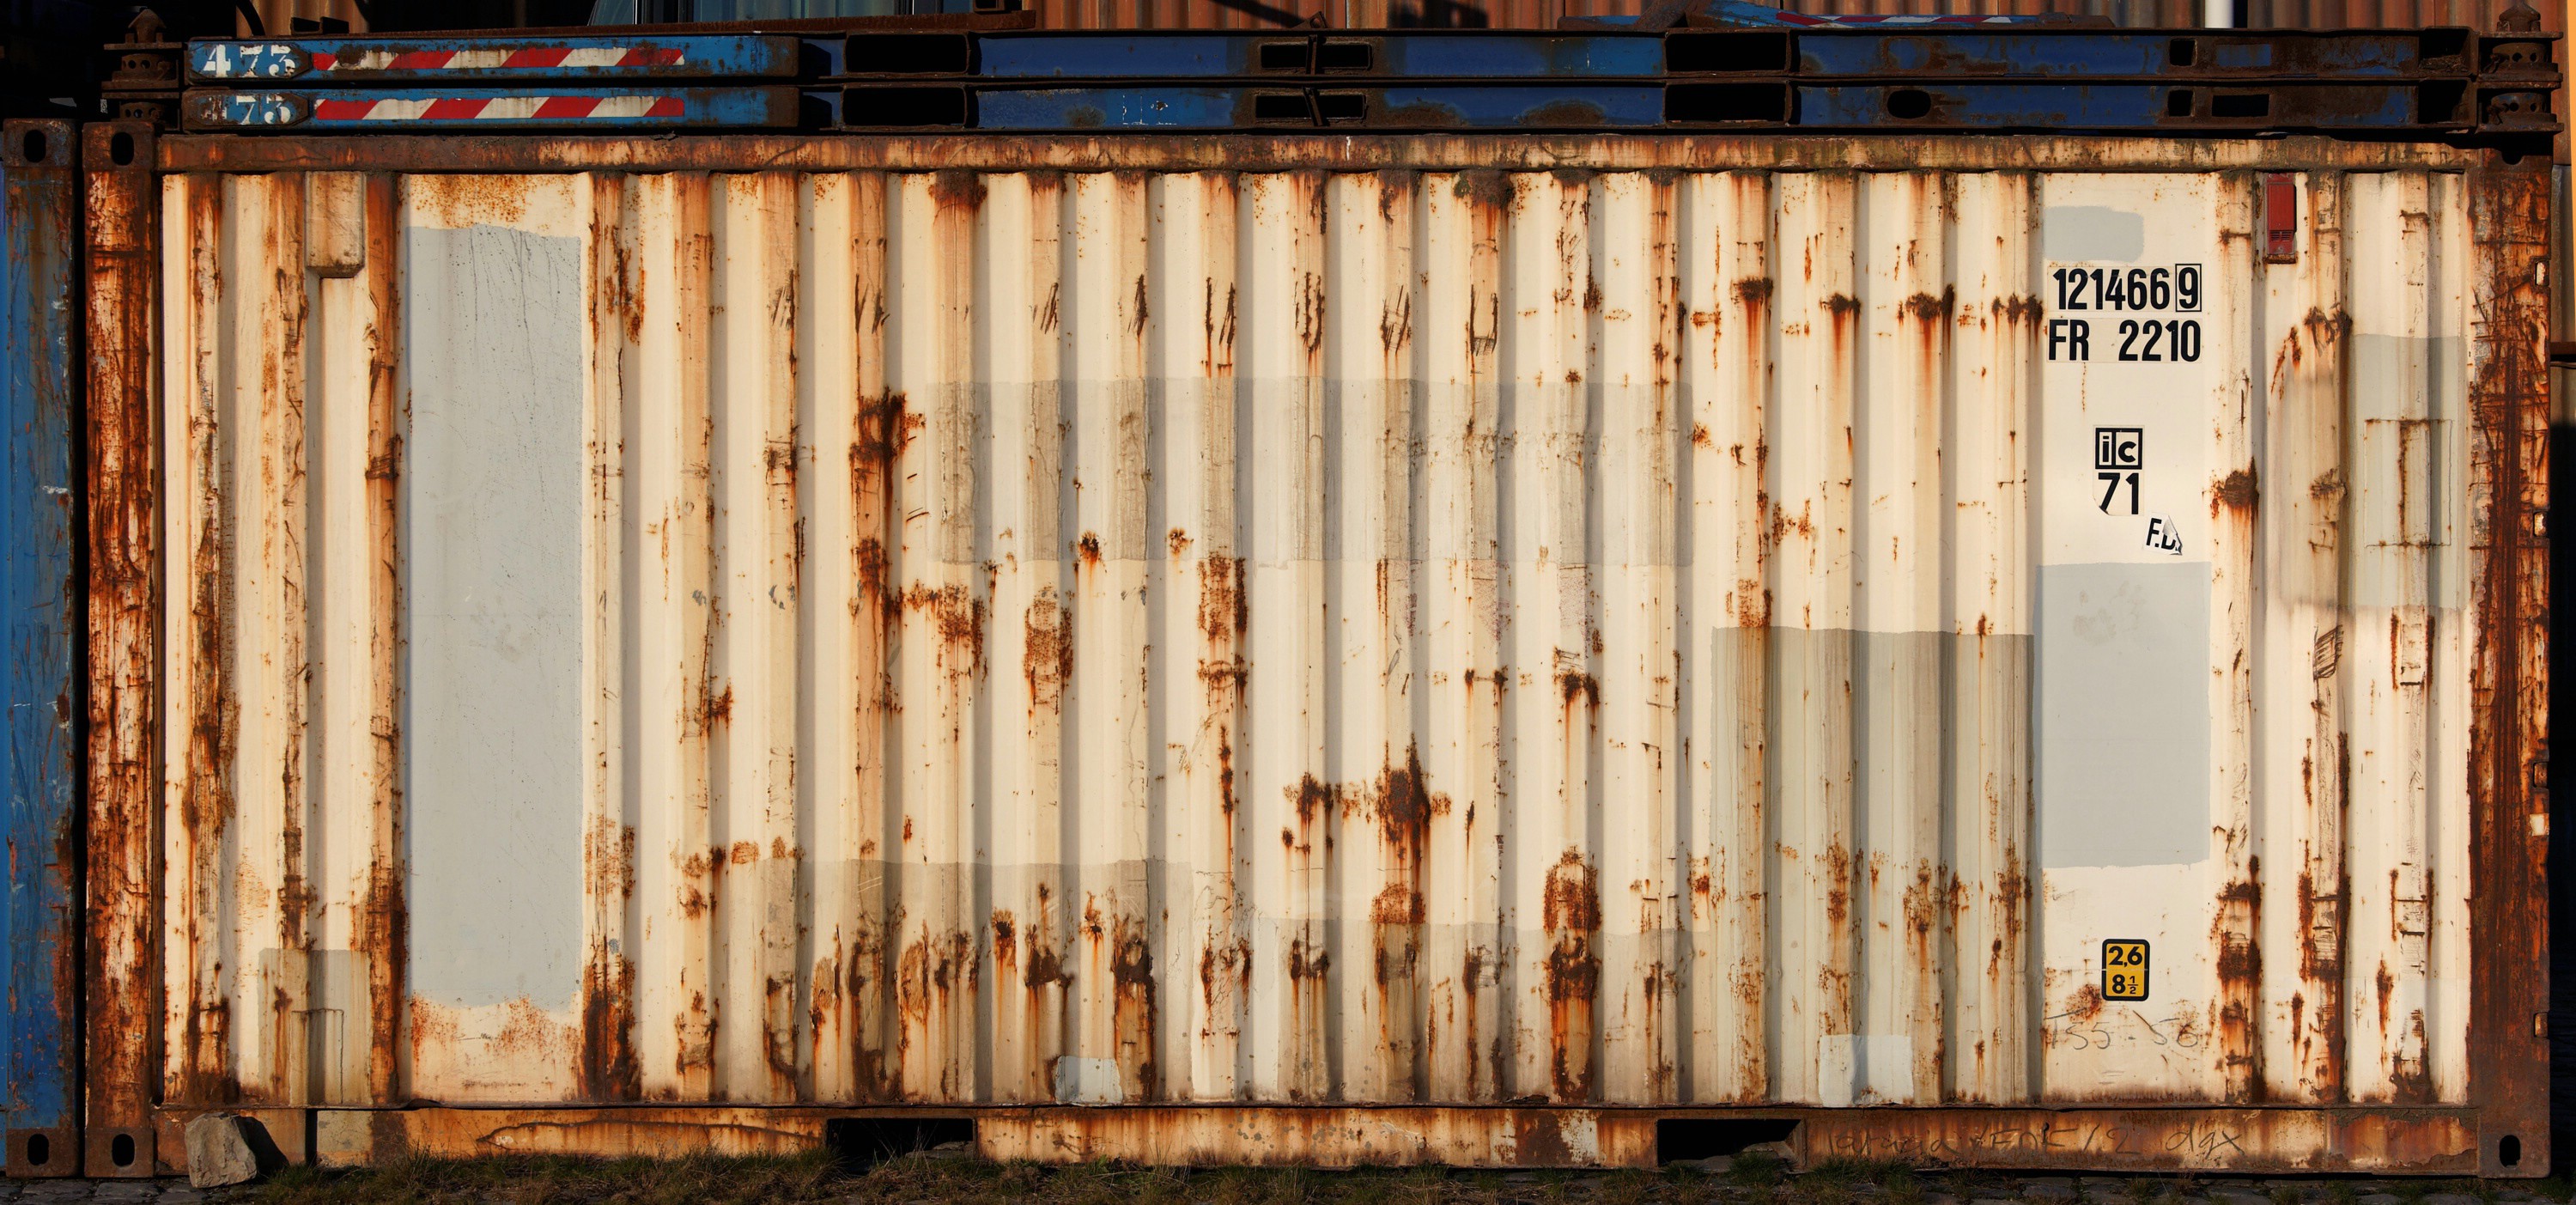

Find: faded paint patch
2042;206;2147;264
2036;563;2213;869
402;218;586;1011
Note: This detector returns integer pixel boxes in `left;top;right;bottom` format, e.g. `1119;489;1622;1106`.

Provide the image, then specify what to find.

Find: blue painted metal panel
179;85;802;130
1366;34;1663;77
1369;83;1664;125
975;35;1254;79
1792;82;2418;127
184;34;801;83
973;86;1247;128
1795;31;2433;77
969;83;1666;128
0;118;82;1179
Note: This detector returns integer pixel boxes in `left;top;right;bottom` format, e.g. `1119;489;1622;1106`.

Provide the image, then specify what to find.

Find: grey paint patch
402;221;585;1010
2035;562;2212;868
2042;206;2146;264
2346;332;2470;610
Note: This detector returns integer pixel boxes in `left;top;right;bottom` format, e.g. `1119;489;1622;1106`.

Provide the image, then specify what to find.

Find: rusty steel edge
2464;154;2552;1178
0;118;85;1182
82;120;161;1181
125;1104;2499;1174
148;131;2515;174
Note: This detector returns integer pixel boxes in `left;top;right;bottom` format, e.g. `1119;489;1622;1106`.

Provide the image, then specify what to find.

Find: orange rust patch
1024;590;1072;712
930;170;987;213
1199;556;1247;642
2213;466;2260;517
579;954;640;1100
904;582;988;678
1555;668;1600;709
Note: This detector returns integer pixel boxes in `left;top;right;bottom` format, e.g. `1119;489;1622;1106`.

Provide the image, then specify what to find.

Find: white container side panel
155;167;2480;1109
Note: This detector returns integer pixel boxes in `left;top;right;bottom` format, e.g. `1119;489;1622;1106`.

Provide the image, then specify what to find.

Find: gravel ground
0;1154;2567;1205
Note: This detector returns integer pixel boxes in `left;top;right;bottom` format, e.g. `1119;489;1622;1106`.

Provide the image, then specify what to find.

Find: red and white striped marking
309;94;688;122
307;46;687;74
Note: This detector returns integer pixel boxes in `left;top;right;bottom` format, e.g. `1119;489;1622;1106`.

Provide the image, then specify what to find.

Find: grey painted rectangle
401;220;586;1010
2035;561;2212;869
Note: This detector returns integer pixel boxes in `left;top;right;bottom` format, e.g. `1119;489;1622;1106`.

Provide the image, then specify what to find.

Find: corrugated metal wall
157;162;2482;1112
1;120;82;1177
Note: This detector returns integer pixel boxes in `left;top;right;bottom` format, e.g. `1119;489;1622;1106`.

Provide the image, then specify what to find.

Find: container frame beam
1;117;85;1182
82;119;163;1182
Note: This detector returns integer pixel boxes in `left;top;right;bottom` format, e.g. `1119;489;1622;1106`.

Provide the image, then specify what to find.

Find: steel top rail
181;26;2508;84
143;128;2506;171
156;21;2557;137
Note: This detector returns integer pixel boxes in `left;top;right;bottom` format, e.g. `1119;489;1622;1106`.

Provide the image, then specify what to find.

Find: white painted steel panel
157;166;2481;1111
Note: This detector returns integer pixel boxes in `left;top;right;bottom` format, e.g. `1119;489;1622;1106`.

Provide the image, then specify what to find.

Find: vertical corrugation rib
1944;170;2032;1105
1684;170;1773;1105
304;169;383;1106
2342;170;2437;1105
626;172;720;1103
2207;170;2265;1105
1057;171;1155;1105
797;171;859;1102
985;170;1073;1105
232;172;312;1107
708;172;805;1104
581;170;641;1105
1162;171;1247;1104
2255;170;2348;1105
165;172;232;1105
1321;170;1426;1104
888;170;984;1103
2424;171;2474;1105
1593;170;1680;1105
1242;171;1332;1101
358;173;406;1105
1770;171;1858;1107
848;173;901;1101
1856;171;1946;1107
1419;170;1507;1106
1500;171;1600;1105
852;174;902;1102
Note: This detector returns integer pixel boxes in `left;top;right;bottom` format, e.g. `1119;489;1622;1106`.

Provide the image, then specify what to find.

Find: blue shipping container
1;118;82;1179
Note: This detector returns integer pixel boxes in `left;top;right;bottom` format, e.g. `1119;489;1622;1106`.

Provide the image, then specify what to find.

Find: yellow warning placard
2102;939;2149;1001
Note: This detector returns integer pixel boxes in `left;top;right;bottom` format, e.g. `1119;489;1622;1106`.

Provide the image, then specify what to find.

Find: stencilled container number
2046;264;2204;362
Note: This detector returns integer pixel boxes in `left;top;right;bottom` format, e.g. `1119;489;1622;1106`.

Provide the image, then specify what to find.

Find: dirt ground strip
1;1153;2572;1205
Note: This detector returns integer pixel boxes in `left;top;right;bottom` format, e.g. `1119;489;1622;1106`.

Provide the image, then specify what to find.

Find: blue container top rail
131;0;2565;136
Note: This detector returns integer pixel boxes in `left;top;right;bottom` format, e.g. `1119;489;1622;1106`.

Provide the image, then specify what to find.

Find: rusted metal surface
110;133;2542;1172
150;1103;2489;1172
83;120;165;1180
2464;152;2551;1176
1786;1106;2481;1173
153;131;2499;173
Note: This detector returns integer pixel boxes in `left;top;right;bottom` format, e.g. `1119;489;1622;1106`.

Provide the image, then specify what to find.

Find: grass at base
234;1153;2566;1205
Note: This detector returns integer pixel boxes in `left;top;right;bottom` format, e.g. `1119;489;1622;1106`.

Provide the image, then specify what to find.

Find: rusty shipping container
76;124;2551;1177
